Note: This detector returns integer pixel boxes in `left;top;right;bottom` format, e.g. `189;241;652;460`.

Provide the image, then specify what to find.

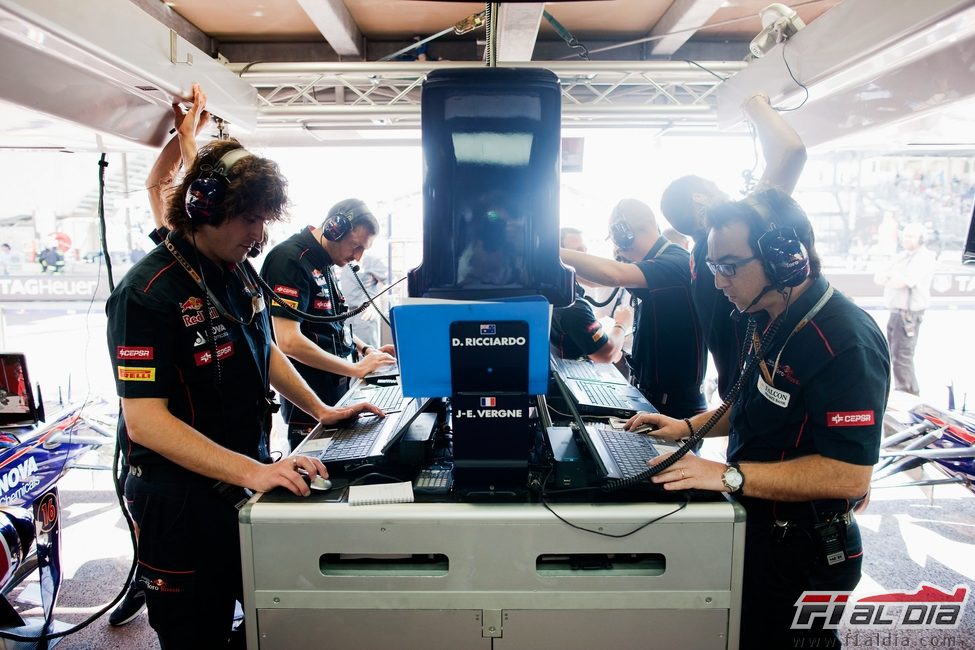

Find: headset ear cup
322;211;353;241
185;176;225;224
758;228;810;288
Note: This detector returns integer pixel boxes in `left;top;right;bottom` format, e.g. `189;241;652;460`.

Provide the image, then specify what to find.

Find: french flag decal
481;397;496;407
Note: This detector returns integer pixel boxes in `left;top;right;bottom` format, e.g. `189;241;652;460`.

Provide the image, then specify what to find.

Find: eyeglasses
705;256;758;278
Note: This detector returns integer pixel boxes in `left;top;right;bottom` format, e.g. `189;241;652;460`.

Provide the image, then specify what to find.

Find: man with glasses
261;199;396;451
627;190;889;648
660;93;807;400
560;199;705;418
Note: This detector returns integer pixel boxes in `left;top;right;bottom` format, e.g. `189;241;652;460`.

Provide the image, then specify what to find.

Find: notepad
347;481;415;506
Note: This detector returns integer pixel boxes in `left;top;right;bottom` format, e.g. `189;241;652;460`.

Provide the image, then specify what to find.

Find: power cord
775;41;810;112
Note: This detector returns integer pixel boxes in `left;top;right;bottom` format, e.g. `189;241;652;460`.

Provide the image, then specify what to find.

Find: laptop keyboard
579;381;631;410
561;360;607;382
592;424;659;478
320;416;388;462
351;384;404;412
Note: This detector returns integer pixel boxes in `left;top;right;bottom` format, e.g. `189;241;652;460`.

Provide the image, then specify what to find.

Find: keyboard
579;382;631;411
560;360;606;382
351;384;404;412
592;424;659;478
319;416;388;462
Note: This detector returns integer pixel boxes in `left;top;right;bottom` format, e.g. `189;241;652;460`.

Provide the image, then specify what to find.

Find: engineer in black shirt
628;189;889;648
261;199;395;450
660;93;807;399
551;227;632;361
106;139;381;649
561;200;706;418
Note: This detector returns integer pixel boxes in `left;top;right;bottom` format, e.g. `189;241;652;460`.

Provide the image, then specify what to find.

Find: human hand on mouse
252;455;329;497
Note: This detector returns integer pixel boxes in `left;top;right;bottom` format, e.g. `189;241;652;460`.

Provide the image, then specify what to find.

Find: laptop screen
0;353;38;427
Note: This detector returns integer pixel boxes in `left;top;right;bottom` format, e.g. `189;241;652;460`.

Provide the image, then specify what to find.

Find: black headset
322;199;370;242
321;210;353;242
747;196;810;289
609;201;636;250
184;148;252;224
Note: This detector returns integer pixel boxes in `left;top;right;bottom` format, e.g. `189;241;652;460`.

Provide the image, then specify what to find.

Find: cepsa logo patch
118;366;156;382
313;299;331;310
274;285;299;297
827;410;876;427
117;346;154;360
194;342;235;366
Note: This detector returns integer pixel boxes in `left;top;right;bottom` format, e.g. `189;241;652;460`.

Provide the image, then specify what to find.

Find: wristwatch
722;463;744;494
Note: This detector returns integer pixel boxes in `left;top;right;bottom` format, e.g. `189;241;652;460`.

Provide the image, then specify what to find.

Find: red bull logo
179;296;204;312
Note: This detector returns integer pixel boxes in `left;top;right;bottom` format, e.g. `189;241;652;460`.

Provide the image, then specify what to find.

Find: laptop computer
363;362;399;383
306;396;430;465
575;419;679;481
344;382;409;413
552;368;658;419
550;355;629;385
0;353;39;428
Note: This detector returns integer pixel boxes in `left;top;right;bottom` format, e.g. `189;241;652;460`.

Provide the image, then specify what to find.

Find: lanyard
163;234;265;326
752;284;834;386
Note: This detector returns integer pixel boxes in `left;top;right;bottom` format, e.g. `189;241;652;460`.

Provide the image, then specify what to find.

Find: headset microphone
732;284;774;321
350;264;360;273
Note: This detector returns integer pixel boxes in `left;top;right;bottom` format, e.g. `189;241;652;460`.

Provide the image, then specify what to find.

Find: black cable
97;154;115;293
775;42;810;112
350;264;392;328
582;287;621;308
247;260;406;325
603;314;785;491
541;493;690;538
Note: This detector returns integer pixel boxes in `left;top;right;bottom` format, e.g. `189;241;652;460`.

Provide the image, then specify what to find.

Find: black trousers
740;510;863;649
125;473;245;650
887;309;923;395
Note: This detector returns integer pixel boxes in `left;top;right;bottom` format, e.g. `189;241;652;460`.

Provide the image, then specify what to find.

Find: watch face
724;467;743;490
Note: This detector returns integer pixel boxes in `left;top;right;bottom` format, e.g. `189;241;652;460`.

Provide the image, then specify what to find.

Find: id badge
757;375;791;408
342;323;353;349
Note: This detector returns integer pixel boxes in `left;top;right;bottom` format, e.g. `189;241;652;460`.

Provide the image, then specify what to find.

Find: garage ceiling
2;0;975;151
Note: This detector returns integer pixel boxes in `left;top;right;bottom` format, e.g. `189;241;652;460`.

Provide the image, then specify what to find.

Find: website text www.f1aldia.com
788;631;967;648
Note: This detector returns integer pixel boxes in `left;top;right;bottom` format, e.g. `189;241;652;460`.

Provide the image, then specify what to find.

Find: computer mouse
309;475;333;491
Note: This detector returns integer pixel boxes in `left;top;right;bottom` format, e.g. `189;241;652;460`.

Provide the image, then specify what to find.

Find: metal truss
230;60;746;134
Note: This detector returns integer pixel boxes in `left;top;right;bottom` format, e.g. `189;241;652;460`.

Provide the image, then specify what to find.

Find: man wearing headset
551;227;633;362
106;139;382;649
627;190;889;648
260;199;396;450
660;93;807;400
560;200;706;419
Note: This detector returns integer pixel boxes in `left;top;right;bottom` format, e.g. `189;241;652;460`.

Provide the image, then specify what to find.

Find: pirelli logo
118;366;156;382
272;297;299;310
117;346;154;360
827;410;875;427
